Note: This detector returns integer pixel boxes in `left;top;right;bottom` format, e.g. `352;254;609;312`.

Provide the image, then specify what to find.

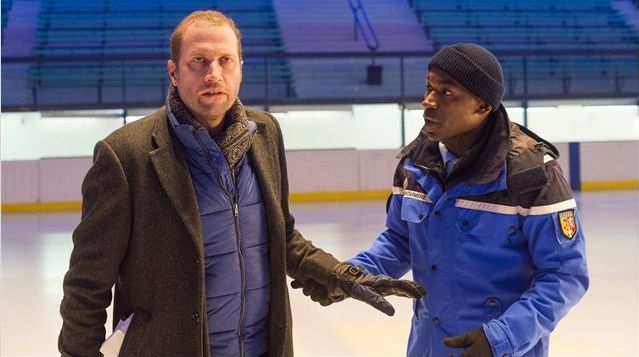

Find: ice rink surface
2;191;637;356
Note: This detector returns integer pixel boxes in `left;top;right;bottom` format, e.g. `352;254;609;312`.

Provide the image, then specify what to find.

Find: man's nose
205;62;223;81
422;91;437;110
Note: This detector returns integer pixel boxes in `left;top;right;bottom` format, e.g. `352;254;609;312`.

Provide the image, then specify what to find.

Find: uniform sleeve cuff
345;258;375;275
483;321;515;357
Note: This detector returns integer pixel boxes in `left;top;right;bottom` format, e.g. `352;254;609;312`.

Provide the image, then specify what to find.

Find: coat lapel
149;109;203;250
249;122;277;201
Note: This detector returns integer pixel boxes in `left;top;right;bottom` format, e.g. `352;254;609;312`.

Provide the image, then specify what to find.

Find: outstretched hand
291;263;424;316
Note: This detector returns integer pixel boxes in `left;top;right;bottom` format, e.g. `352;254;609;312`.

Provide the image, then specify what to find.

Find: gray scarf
166;85;253;169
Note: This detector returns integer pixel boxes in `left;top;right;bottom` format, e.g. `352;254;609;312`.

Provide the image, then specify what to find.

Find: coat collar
448;105;510;186
403;105;511;187
148;107;204;251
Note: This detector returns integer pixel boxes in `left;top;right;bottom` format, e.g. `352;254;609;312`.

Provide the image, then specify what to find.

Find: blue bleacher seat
28;0;296;104
411;0;638;96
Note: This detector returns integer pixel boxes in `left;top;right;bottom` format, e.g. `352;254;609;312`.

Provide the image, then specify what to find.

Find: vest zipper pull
233;203;239;217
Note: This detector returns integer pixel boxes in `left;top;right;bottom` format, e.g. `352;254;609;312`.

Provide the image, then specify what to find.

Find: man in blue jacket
293;43;589;357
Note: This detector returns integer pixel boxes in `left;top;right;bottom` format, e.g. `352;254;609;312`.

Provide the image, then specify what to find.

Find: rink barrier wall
2;141;638;212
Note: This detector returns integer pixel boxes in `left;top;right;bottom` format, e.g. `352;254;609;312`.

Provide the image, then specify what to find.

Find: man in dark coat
58;10;423;357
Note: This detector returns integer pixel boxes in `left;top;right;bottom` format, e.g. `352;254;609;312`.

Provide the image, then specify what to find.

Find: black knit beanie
428;43;504;110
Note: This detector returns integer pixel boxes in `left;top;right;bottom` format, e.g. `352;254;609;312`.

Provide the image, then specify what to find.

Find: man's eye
193;56;204;63
443;88;453;96
220;57;232;65
426;84;433;92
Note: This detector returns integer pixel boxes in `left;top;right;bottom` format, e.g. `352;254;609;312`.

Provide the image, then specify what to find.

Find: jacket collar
403;104;511;187
165;87;255;171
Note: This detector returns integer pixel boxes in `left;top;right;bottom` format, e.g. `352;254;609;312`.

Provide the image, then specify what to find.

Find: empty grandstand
1;0;637;108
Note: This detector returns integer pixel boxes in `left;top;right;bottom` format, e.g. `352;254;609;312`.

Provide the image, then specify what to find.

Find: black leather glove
291;263;424;316
443;328;493;357
290;278;336;305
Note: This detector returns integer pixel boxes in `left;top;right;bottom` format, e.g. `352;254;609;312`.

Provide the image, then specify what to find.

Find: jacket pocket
454;207;527;249
118;309;151;357
455;208;519;237
400;198;432;223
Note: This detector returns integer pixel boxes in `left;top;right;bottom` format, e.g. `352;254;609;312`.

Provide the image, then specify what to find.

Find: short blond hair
170;10;243;63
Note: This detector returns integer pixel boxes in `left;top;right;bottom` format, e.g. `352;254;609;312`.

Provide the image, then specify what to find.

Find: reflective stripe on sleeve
455;198;577;216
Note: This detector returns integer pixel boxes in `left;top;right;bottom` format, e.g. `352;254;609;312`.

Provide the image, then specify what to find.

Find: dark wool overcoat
59;106;340;357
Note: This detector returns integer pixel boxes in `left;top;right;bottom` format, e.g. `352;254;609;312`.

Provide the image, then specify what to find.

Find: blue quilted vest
168;113;271;357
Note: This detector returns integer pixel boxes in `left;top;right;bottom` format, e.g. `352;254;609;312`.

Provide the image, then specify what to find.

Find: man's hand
290;279;335;305
291;263;424;316
443;328;493;357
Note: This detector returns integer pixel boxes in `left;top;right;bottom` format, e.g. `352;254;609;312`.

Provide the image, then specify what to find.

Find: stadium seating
1;0;12;42
28;0;295;105
411;0;638;96
2;0;637;108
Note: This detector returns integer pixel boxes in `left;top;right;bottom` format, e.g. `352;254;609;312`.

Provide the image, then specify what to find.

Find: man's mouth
423;115;438;125
201;90;225;97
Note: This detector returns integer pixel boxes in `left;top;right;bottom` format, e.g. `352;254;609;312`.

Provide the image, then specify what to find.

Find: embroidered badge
558;209;577;239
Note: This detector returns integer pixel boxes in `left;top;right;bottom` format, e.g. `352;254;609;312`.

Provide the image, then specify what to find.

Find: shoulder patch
558;209;577;239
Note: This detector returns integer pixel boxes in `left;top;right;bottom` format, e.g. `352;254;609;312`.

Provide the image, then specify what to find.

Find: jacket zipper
231;169;248;357
191;129;247;357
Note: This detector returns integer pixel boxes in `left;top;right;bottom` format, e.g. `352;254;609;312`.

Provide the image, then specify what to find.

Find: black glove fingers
309;283;326;299
290;280;303;289
331;263;422;316
361;278;424;299
442;333;470;348
443;328;492;357
302;283;316;297
459;346;482;357
351;285;395;316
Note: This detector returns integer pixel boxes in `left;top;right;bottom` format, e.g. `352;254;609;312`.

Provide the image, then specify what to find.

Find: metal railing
348;0;380;53
2;49;637;112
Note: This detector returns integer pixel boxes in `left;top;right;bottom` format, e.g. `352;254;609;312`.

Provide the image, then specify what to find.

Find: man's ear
477;101;492;115
167;59;178;86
